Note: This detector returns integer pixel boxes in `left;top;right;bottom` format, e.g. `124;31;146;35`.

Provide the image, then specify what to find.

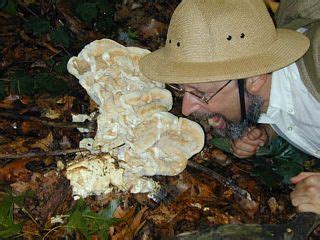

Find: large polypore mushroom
67;39;204;197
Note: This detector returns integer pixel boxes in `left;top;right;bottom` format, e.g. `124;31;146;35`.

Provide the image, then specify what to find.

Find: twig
187;160;252;201
19;31;60;54
0;148;90;160
0;78;11;82
0;33;18;37
21;207;40;227
42;226;70;240
17;0;39;17
0;111;96;131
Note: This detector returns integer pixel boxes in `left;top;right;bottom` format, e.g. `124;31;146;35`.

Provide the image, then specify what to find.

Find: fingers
290;174;320;214
291;172;320;184
247;127;268;145
230;127;267;158
230;140;259;158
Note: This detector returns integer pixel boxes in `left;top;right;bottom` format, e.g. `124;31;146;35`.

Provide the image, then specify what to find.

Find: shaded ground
1;0;320;239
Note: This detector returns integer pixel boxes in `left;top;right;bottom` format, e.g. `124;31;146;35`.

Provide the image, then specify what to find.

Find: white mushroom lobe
67;39;204;197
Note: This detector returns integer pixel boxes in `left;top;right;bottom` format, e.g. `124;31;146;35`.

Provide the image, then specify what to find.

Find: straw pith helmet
139;0;310;84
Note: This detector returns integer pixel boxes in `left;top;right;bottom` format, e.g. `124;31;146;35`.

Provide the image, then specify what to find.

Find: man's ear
246;74;268;94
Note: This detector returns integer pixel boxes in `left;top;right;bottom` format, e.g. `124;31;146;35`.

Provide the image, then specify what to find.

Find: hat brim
139;29;310;83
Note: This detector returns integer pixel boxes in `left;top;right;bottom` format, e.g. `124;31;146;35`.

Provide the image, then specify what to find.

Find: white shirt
258;63;320;158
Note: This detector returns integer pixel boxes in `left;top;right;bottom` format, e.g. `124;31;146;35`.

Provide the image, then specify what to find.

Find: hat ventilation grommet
240;33;245;38
227;35;232;41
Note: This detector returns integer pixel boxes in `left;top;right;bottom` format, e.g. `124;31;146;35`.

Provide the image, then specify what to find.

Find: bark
175;213;320;240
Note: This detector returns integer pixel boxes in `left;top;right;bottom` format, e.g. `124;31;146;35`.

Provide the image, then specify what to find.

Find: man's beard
191;93;263;140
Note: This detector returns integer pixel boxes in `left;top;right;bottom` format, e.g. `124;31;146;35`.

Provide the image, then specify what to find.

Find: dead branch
0;111;95;131
176;213;320;240
0;148;90;160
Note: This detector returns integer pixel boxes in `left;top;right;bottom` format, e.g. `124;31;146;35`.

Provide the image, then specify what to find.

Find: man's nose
181;93;203;116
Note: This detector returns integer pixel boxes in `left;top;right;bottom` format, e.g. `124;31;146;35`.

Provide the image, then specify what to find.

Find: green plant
45;198;121;240
211;136;310;189
0;188;34;239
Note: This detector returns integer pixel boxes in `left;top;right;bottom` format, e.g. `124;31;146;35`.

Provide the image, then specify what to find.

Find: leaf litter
1;0;320;239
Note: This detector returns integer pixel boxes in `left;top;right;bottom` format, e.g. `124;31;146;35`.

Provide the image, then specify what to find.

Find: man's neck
259;74;272;113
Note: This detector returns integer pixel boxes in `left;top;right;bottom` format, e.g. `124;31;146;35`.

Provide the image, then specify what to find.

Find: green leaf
0;181;12;193
76;3;98;23
9;72;35;95
0;190;31;238
67;208;91;239
251;163;282;189
2;0;17;15
0;196;13;225
65;198;120;239
100;199;120;218
50;27;70;48
12;190;34;206
0;80;5;99
95;17;113;35
46;58;55;67
0;222;24;238
97;229;108;240
24;18;51;36
0;0;8;9
53;55;70;73
34;72;68;95
211;138;231;153
274;162;304;185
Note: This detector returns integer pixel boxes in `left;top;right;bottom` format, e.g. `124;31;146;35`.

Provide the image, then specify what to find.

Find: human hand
290;172;320;214
230;126;268;158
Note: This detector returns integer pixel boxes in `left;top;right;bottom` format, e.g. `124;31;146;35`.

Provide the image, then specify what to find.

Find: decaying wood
38;176;71;223
175;213;320;240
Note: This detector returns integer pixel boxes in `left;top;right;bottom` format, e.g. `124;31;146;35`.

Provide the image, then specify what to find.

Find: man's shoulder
296;22;320;102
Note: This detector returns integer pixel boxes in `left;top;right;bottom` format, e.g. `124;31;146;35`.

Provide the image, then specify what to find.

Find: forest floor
0;0;320;239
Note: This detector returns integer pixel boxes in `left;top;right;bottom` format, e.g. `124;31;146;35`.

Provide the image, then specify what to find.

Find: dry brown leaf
43;108;62;119
211;149;230;166
56;96;75;111
0;95;20;109
0;158;32;182
112;206;148;240
114;205;136;219
30;132;53;151
130;206;148;235
239;199;259;218
267;197;279;214
0;137;29;155
139;18;166;39
148;204;177;225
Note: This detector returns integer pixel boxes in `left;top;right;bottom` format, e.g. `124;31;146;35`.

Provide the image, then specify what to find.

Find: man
139;0;320;214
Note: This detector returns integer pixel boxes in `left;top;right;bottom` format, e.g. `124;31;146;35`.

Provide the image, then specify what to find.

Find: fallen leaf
139;18;165;38
267;197;279;214
239;199;259;219
0;158;32;182
211;149;230;166
30;132;53;151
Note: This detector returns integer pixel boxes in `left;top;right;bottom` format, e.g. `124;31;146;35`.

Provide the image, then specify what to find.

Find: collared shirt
258;63;320;158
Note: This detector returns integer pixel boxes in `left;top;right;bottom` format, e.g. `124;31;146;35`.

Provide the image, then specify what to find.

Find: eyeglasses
167;80;232;104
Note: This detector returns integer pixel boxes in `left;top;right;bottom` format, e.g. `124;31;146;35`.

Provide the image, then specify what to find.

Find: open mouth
208;116;226;129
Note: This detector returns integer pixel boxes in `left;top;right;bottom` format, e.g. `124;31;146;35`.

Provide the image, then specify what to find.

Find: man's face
180;80;263;139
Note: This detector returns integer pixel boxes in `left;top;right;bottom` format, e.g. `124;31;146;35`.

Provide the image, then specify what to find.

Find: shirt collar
258;63;299;124
267;63;299;114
